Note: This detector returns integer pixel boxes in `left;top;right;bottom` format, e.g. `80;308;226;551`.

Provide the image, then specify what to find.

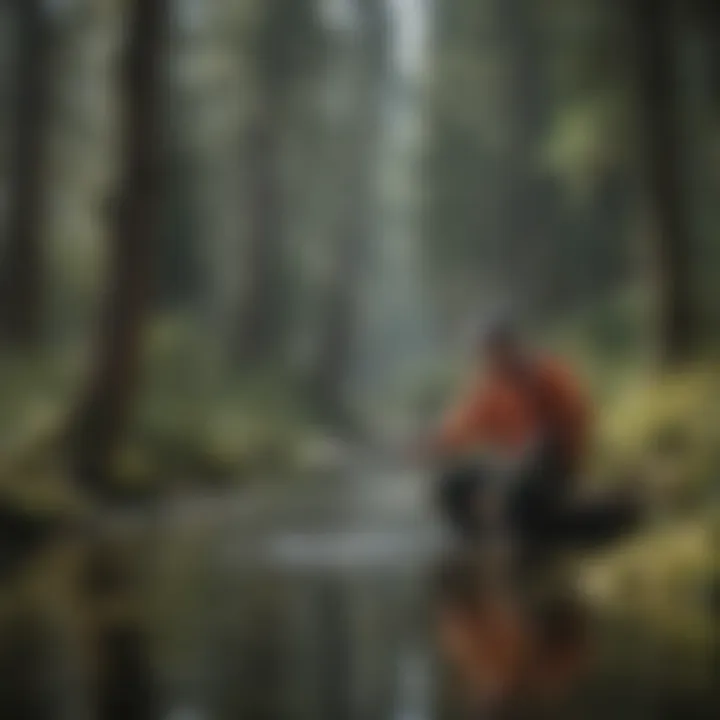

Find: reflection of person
433;553;590;719
430;316;640;552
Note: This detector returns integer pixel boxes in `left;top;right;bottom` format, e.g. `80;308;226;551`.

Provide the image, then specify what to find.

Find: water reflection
157;467;712;720
166;476;598;720
186;538;594;720
432;550;590;720
198;553;435;720
1;471;707;720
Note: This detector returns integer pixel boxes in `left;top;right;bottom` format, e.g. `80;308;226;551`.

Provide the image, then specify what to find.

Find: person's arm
547;362;593;465
431;383;492;458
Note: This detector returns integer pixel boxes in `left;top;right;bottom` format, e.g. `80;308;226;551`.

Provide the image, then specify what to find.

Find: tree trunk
234;107;286;364
156;139;200;308
697;0;719;110
68;0;167;493
307;0;386;427
631;0;695;365
0;0;51;347
310;184;367;427
494;0;548;310
234;0;326;366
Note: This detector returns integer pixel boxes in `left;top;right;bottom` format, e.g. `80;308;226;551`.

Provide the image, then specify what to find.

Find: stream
154;457;711;720
160;464;446;720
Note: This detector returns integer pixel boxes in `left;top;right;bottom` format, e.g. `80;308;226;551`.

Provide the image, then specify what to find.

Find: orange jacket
439;357;591;466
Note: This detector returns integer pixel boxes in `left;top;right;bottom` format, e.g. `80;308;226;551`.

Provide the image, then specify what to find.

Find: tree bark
234;0;326;365
156;137;200;308
68;0;167;493
494;0;549;310
0;0;51;347
696;0;719;110
631;0;695;365
307;0;386;427
234;107;286;364
308;89;371;426
310;179;367;427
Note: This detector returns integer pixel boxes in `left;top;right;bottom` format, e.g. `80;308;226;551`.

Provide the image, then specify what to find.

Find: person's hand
405;432;443;466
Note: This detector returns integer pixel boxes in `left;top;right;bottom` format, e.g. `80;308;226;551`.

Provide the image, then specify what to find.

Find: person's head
475;313;525;376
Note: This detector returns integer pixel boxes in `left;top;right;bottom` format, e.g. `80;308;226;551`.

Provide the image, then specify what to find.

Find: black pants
437;446;640;548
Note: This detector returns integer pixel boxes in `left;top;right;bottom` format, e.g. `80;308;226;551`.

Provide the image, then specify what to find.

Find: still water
159;465;446;720
157;463;712;720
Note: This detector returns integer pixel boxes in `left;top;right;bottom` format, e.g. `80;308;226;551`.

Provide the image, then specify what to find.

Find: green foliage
0;353;85;513
597;364;720;502
576;363;717;710
579;518;713;701
543;91;629;197
0;317;319;501
119;317;316;489
548;287;653;373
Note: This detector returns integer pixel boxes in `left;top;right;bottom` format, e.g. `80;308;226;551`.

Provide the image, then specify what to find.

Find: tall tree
156;128;200;309
425;0;554;323
631;0;695;364
698;0;719;110
309;141;372;427
0;0;51;347
495;0;556;309
308;0;387;425
234;0;322;364
68;0;168;492
235;104;285;362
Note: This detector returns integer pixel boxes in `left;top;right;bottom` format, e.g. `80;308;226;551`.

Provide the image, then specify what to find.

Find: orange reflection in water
433;552;592;718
